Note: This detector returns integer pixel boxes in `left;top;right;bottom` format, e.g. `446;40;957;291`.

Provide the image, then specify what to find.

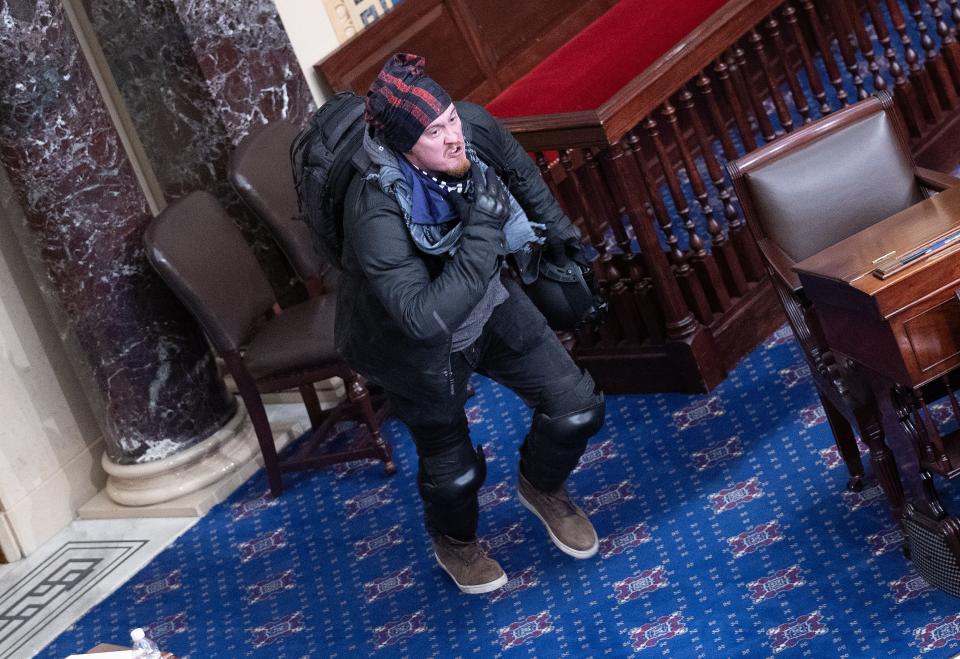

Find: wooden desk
795;183;960;518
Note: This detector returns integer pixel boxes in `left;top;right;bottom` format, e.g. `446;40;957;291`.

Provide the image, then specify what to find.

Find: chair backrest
729;92;924;275
229;120;325;282
145;191;277;353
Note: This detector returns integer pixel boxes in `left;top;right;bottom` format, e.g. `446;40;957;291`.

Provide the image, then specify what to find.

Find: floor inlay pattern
0;540;147;657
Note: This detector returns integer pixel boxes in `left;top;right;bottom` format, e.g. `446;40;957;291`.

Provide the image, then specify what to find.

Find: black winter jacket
334;102;580;398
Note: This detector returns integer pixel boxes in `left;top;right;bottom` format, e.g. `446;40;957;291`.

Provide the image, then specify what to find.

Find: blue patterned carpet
39;327;960;657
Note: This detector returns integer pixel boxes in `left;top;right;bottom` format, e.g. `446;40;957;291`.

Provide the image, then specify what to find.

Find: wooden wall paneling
317;0;491;101
316;0;615;105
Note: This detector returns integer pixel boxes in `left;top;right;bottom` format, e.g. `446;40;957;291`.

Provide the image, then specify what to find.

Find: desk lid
793;183;960;292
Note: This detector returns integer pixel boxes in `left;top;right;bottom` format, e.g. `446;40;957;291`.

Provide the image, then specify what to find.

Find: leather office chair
145;191;395;497
229;119;334;297
228;119;399;411
728;91;959;493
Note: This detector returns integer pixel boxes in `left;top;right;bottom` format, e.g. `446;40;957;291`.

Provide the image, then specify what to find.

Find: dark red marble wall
84;0;316;304
0;0;235;463
172;0;315;144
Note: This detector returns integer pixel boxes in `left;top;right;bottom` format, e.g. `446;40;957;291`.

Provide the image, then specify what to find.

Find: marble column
0;0;237;501
83;0;315;305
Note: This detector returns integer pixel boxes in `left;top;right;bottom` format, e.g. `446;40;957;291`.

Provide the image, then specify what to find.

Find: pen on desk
899;229;960;266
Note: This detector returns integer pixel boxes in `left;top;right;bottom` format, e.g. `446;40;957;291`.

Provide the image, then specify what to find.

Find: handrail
501;0;784;152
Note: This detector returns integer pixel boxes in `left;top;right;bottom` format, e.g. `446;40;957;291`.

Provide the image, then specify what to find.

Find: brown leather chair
145;191;395;497
728;91;959;492
229;119;335;297
228;119;397;404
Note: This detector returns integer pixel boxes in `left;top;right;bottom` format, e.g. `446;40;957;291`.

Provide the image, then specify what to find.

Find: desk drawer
903;292;960;374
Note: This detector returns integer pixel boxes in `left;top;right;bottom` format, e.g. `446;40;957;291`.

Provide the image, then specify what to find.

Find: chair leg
299;383;324;429
818;390;865;492
346;373;396;475
237;385;284;497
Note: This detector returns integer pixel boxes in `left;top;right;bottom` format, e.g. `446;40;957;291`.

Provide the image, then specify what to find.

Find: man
334;53;605;594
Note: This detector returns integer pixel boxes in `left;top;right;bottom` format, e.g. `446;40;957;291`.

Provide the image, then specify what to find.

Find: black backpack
290;92;367;270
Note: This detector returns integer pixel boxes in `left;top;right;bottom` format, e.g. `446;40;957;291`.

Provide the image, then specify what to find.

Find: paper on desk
65;651;134;658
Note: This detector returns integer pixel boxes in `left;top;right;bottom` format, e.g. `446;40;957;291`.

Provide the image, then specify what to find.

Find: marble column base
92;398;291;509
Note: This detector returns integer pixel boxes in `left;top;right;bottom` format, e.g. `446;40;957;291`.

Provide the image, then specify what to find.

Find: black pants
388;279;597;540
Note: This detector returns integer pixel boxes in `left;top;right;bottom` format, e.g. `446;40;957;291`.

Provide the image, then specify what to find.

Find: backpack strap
327;98;365;148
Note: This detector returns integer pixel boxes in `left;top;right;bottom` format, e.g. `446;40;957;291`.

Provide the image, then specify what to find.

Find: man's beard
444;154;471;178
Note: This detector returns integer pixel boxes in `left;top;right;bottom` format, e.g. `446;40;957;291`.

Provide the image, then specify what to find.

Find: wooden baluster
948;0;960;84
675;86;734;309
946;375;960;428
783;2;832;116
649;106;713;323
624;132;684;273
690;76;749;297
609;134;706;345
910;0;958;110
730;45;777;143
696;72;764;285
659;100;711;277
825;1;868;100
594;148;647;343
698;68;738;161
559;150;602;251
634;118;711;325
560;149;608;347
749;27;795;132
581;148;629;344
886;0;940;123
560;149;607;258
842;0;886;94
947;0;960;89
582;149;617;226
535;152;565;215
867;0;921;135
928;0;960;96
596;145;664;344
768;15;812;123
713;58;757;152
543;151;597;346
594;152;643;343
802;0;850;106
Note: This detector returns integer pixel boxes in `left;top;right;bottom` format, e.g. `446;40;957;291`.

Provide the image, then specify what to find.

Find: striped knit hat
364;53;452;153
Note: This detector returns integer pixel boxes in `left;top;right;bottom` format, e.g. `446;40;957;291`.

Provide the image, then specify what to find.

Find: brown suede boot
518;472;598;559
432;534;508;594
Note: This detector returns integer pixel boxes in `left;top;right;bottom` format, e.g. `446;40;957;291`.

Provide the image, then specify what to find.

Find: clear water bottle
130;627;162;659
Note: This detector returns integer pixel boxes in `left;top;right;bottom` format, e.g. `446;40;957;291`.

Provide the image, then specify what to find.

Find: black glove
448;167;511;230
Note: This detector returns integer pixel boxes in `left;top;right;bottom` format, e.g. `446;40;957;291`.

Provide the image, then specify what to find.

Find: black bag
290;92;367;270
902;502;960;597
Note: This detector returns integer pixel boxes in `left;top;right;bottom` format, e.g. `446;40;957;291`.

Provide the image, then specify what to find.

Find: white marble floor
0;403;311;659
0;516;197;658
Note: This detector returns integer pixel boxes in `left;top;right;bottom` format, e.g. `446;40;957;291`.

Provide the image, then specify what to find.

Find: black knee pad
417;442;487;506
532;392;605;451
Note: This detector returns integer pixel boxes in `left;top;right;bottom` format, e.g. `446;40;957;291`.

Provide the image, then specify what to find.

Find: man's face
405;104;470;177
